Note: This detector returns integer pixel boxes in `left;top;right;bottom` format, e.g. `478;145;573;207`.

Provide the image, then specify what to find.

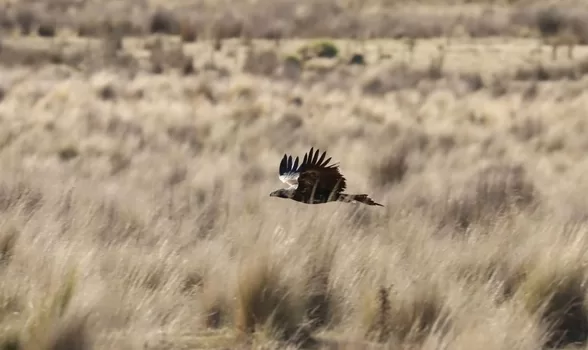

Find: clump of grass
298;41;339;60
361;63;430;95
521;82;539;101
166;125;205;154
371;148;409;189
362;283;451;344
510;116;543;142
0;43;58;67
0;11;15;33
289;96;303;107
229;81;257;101
109;152;131;175
348;53;365;65
75;17;102;37
438;163;538;230
0;226;18;266
364;286;392;343
460;72;485;92
58;146;79;162
45;313;91;350
242;49;279;76
209;12;245;40
0;331;21;350
212;35;222;52
178;17;198;43
149;8;179;35
371;130;428;189
0;180;43;215
313;41;339;59
145;37;191;74
89;199;146;245
193;269;230;330
95;83;116;101
405;37;417;59
516;261;588;348
536;7;564;42
427;46;446;80
281;54;303;80
230;102;264;127
202;294;227;330
37;20;56;38
302;242;338;332
146;38;165;74
277;112;303;132
304;269;332;331
181;57;196;75
187;80;217;104
234;254;309;345
452;254;526;304
19;267;92;350
513;58;588;82
473;164;537;210
101;23;124;64
488;74;509;97
15;8;35;36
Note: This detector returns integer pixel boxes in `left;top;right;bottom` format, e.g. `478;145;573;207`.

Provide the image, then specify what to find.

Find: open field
2;1;588;349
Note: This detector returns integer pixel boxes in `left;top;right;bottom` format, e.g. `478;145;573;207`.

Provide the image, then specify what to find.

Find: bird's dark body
270;147;383;207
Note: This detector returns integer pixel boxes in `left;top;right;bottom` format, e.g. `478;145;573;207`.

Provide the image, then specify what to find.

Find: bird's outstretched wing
295;148;347;201
279;153;301;189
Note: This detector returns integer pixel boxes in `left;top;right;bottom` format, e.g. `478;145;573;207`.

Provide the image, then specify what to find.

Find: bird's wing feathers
278;154;300;188
278;147;347;196
298;147;334;172
296;148;347;195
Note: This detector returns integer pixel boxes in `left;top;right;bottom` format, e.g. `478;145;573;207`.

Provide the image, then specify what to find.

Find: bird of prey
269;147;383;206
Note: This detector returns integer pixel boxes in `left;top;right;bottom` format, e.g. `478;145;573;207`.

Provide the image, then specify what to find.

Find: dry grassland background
2;0;588;349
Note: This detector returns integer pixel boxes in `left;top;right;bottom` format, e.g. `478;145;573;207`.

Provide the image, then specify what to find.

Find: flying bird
269;147;383;206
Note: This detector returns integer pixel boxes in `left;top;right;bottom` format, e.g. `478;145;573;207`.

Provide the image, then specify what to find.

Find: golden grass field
2;0;588;349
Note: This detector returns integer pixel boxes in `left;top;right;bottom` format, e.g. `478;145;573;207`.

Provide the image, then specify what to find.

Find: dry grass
2;0;588;43
1;1;588;349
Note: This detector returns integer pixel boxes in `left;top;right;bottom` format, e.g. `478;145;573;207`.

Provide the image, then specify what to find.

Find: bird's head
269;188;293;199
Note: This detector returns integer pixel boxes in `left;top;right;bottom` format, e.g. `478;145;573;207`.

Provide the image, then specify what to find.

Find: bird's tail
338;194;384;207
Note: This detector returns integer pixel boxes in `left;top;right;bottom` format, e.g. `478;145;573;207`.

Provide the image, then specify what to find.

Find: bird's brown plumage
270;147;383;206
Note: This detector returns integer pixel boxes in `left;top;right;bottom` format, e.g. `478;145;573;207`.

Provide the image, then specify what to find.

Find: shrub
313;41;339;58
348;53;365;65
517;262;588;348
242;49;279;76
362;283;451;344
234;254;310;345
282;55;303;80
149;8;179;35
297;41;339;60
438;163;538;230
37;22;56;37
